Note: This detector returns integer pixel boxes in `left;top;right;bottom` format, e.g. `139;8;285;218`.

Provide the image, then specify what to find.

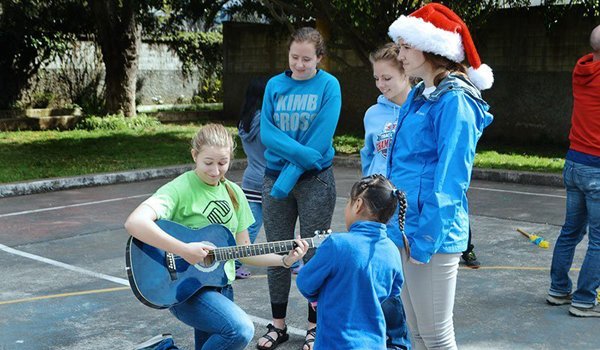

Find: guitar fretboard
211;239;316;262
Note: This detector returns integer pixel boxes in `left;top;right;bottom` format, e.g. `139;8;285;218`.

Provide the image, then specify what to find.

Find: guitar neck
211;238;316;262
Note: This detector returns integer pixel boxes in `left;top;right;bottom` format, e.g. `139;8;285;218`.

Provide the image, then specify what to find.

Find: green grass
474;150;564;173
474;143;565;173
1;125;193;183
0;125;566;184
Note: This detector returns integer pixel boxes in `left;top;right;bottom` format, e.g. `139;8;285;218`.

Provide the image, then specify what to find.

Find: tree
91;1;142;117
89;0;227;116
0;1;84;109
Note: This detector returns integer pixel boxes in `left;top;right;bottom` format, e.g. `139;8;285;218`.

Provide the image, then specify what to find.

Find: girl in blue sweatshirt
258;27;341;350
361;43;411;178
296;174;407;350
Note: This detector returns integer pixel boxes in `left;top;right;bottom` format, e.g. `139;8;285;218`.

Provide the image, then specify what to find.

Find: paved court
0;166;598;349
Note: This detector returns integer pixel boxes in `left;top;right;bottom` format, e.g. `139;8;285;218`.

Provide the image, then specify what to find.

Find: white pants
400;250;460;350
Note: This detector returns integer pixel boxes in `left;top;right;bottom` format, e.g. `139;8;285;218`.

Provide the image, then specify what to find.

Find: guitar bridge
165;252;178;281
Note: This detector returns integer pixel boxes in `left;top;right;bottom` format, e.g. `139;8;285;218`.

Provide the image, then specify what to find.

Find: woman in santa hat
386;3;494;349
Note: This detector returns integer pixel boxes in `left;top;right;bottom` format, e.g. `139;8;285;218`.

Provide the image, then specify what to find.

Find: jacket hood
415;74;486;104
238;111;261;142
573;53;600;86
376;94;402;108
410;73;493;130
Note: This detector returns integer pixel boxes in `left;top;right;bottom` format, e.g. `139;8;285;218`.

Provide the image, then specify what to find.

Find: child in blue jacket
296;174;407;350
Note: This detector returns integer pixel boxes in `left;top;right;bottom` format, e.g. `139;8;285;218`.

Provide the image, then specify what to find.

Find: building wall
38;41;200;105
223;7;599;145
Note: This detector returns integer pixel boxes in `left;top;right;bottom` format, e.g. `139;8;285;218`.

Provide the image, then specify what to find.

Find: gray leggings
262;167;336;320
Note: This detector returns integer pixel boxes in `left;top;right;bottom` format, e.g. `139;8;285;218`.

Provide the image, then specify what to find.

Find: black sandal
256;323;289;350
302;327;316;350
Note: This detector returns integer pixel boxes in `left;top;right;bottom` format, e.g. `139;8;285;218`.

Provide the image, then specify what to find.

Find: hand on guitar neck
178;242;215;266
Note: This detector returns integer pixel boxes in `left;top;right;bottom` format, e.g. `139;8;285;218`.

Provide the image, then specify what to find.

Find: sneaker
235;266;251;279
134;333;177;350
569;304;600;317
461;251;480;269
546;293;572;306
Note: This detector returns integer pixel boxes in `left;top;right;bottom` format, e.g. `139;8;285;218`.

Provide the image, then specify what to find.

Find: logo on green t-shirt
202;200;232;224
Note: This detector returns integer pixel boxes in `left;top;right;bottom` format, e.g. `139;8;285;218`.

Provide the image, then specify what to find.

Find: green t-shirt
143;170;255;282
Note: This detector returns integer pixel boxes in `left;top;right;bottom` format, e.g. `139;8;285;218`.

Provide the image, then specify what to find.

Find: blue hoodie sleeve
411;92;478;264
390;269;403;298
360;111;375;176
296;237;335;302
297;79;342;157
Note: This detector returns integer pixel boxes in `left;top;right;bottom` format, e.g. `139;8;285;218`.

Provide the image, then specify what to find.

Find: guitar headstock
311;229;332;248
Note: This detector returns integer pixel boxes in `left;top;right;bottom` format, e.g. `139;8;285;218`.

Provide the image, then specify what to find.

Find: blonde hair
369;43;404;73
191;123;239;209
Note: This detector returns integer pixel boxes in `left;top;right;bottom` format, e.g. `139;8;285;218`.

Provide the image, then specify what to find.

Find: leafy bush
193;74;223;103
76;114;161;131
30;91;57;108
164;30;223;103
334;134;363;154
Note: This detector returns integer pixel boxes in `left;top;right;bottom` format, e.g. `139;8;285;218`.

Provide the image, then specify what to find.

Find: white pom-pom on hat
388;3;494;90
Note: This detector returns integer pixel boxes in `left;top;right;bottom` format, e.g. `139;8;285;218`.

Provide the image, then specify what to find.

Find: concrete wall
476;7;597;145
223;8;599;144
38;41;200;105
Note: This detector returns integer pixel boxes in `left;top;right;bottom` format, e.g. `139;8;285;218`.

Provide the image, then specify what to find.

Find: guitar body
125;220;235;309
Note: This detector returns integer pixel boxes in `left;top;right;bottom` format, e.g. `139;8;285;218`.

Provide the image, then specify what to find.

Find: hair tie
392;188;399;197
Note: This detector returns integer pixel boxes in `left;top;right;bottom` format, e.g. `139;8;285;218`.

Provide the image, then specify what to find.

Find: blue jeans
382;295;411;350
236;201;263;269
169;285;254;350
247;201;263;243
549;160;600;307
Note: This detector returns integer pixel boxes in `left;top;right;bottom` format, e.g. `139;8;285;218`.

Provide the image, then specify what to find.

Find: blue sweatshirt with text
260;70;341;198
361;95;400;176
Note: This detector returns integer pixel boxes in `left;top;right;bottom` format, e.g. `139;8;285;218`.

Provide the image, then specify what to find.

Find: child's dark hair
350;174;407;232
238;77;268;134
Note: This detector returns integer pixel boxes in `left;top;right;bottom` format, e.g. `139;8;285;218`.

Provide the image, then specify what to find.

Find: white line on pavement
0;194;151;218
470;186;566;199
0;243;130;286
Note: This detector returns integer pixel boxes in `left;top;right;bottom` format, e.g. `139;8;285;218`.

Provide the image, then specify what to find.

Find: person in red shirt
547;24;600;318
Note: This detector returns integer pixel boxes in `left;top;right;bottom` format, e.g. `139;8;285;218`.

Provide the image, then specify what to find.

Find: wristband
281;255;292;268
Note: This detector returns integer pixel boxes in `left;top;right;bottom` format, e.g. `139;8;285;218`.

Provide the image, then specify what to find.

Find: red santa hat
388;3;494;90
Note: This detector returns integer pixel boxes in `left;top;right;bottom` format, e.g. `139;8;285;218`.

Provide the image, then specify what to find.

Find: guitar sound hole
199;255;214;267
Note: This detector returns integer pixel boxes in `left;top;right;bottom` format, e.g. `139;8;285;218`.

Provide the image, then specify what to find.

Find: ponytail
221;177;240;211
392;188;411;257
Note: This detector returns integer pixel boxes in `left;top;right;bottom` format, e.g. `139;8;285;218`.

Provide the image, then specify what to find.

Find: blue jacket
386;74;493;263
361;95;400;176
238;111;266;192
296;221;403;350
260;70;341;198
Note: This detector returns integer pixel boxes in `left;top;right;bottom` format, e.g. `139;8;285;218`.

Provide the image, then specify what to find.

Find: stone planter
0;108;82;131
